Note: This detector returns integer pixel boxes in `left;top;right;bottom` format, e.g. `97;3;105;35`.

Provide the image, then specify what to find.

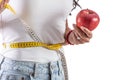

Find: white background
0;0;120;80
63;0;120;80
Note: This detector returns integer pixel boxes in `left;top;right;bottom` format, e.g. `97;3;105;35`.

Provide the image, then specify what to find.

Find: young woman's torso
0;0;73;63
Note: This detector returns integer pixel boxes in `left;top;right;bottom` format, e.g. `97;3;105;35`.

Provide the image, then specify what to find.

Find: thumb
73;24;78;30
73;24;83;32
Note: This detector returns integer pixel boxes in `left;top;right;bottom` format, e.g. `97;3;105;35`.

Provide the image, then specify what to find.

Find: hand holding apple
76;9;100;31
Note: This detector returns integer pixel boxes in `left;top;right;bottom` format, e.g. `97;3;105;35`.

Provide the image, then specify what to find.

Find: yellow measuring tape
3;42;62;50
1;1;63;50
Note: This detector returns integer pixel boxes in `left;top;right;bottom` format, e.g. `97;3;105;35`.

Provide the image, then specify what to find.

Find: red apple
76;9;100;31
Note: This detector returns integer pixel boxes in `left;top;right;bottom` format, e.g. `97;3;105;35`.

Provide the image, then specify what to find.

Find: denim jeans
0;55;65;80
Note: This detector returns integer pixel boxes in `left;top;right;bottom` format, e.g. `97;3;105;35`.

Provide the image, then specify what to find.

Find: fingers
6;0;9;3
80;26;92;38
68;30;89;45
73;24;82;33
0;0;5;12
0;0;9;13
0;0;7;5
73;30;85;44
75;30;90;42
73;24;91;40
73;24;92;38
67;24;93;45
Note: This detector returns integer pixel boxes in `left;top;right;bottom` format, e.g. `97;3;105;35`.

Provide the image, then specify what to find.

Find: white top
0;0;73;63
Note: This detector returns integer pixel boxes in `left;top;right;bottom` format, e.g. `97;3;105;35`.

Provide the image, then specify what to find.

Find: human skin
64;20;92;45
0;0;9;13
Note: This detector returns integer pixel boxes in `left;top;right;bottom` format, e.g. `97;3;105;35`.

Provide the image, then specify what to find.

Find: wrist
65;30;74;45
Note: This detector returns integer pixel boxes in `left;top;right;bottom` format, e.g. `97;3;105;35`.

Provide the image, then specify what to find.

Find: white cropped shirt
0;0;73;63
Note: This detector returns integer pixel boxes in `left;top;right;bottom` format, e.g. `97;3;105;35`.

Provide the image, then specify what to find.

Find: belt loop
32;63;36;78
57;60;62;75
49;62;54;74
0;54;5;69
49;61;54;80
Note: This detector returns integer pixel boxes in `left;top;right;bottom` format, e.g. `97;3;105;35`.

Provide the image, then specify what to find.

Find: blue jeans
0;55;65;80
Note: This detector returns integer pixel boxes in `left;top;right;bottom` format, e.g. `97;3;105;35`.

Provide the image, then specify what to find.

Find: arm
63;19;72;45
64;20;71;39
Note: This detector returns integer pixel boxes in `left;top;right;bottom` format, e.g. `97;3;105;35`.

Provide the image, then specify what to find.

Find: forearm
64;20;72;38
63;20;72;45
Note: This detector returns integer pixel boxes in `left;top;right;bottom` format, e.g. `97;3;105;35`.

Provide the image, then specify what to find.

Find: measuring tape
0;0;16;14
1;1;69;80
3;42;62;50
0;0;63;50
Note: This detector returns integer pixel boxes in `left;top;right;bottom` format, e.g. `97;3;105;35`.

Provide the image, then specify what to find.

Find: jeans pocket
0;71;30;80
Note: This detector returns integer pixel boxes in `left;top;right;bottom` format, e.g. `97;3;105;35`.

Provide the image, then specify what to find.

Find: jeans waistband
0;54;62;75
